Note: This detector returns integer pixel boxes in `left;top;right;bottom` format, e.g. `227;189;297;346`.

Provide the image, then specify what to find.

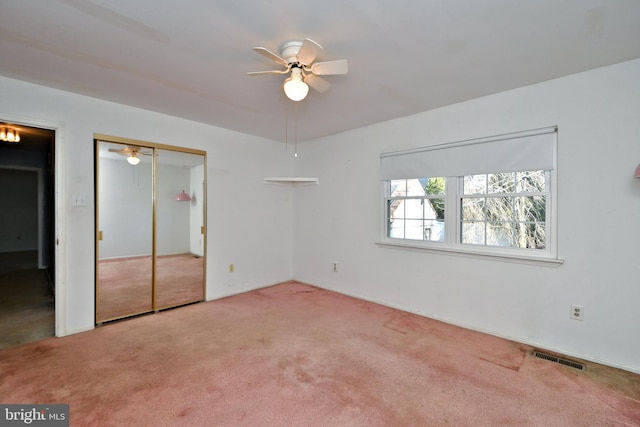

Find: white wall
293;59;640;373
98;158;154;259
0;76;295;336
156;162;192;256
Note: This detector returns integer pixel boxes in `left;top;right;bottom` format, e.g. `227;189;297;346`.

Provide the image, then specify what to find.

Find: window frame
457;170;551;251
378;127;561;266
385;178;446;242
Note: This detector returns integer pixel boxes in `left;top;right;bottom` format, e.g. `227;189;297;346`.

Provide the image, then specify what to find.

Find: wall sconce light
635;164;640;178
176;190;191;201
0;126;20;142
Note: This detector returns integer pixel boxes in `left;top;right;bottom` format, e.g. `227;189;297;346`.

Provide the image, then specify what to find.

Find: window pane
427;198;445;220
514;196;546;222
387;176;446;242
388;223;405;239
464;174;486;195
488;172;515;193
487;222;514;247
459;171;548;250
424;219;445;242
461;221;485;245
424;177;445;195
387;194;446;242
387;198;401;234
485;197;513;221
516;170;546;192
390;179;407;196
406;179;426;197
403;198;424;218
513;222;546;249
404;219;425;240
461;198;484;221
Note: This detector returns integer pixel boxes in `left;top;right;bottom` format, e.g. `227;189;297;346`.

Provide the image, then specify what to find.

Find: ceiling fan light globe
284;78;309;101
127;155;141;165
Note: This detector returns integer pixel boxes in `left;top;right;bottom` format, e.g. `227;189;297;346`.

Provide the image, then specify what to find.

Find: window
460;170;548;249
387;177;445;241
380;127;558;261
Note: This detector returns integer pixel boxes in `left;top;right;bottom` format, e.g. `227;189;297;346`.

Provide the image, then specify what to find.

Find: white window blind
380;127;557;180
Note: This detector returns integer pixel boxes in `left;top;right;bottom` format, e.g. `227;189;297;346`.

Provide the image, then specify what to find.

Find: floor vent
533;351;586;371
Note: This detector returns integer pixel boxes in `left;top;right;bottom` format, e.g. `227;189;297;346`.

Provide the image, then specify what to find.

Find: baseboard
62;325;94;337
300;280;640;375
205;278;295;302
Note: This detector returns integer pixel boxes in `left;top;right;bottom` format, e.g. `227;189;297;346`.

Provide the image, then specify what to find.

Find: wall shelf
263;177;319;185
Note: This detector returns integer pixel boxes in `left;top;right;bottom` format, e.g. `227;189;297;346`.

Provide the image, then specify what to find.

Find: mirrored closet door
95;136;206;324
155;148;205;310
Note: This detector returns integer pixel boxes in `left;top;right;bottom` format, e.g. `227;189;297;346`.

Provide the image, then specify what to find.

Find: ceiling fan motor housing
280;41;303;64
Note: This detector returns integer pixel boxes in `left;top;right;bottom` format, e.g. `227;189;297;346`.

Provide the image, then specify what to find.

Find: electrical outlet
228;263;234;273
333;262;338;272
571;304;584;321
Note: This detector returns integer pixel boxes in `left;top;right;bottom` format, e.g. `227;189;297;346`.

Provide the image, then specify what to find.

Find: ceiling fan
248;38;348;101
108;146;152;165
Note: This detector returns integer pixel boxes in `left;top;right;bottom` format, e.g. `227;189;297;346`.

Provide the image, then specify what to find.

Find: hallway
0;250;54;349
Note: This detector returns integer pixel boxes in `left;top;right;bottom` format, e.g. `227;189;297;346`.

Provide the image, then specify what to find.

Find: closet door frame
94;134;207;324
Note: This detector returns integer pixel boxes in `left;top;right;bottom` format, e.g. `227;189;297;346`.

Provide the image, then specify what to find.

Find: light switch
72;195;87;207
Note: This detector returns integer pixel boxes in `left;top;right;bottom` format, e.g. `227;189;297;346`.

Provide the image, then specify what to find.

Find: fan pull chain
294;102;298;158
285;97;289;152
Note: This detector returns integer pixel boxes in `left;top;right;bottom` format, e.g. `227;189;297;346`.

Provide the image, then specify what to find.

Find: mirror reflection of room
155;148;205;310
96;140;205;323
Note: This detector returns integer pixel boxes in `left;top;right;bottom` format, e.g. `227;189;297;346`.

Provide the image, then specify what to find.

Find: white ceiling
1;0;639;142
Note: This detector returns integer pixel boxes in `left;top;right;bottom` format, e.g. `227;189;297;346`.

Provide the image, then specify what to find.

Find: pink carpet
1;281;639;426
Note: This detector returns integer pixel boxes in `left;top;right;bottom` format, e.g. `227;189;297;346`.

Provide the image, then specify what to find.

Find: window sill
375;240;564;267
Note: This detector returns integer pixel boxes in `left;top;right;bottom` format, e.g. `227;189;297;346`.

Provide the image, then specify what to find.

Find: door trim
0;113;65;337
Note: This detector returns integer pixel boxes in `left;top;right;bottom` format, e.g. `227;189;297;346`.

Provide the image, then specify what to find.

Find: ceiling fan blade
247;69;289;76
310;59;348;75
108;147;132;154
297;38;322;66
305;74;331;93
252;47;288;67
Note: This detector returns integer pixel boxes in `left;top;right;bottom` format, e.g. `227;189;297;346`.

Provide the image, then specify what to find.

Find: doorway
95;135;206;324
0;123;56;349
